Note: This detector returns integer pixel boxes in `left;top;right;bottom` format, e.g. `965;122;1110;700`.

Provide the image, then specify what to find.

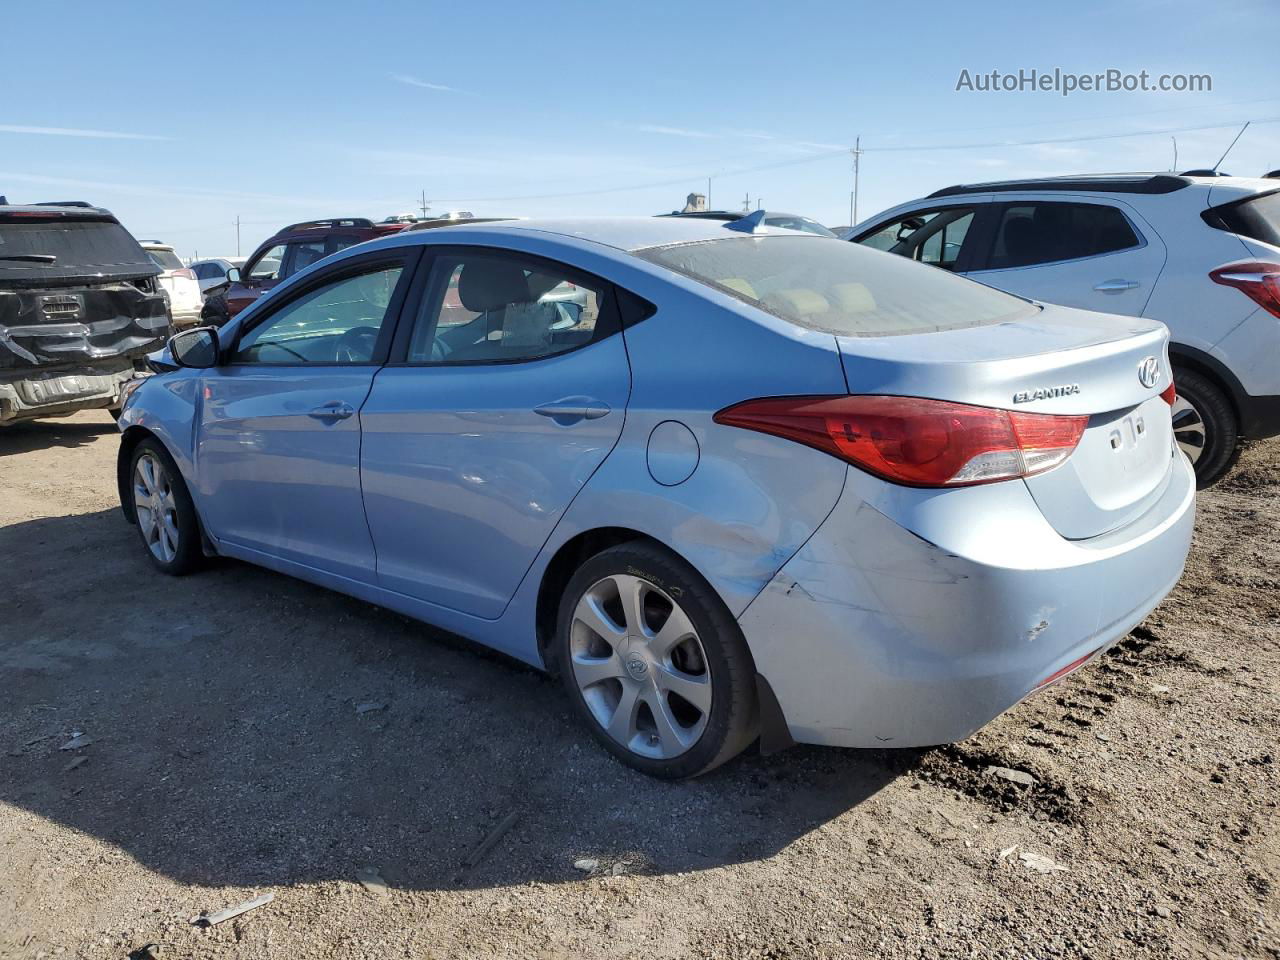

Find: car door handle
308;401;355;421
533;398;611;423
1094;279;1140;293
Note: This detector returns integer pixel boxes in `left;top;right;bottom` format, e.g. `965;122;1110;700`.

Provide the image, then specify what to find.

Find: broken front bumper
738;453;1195;749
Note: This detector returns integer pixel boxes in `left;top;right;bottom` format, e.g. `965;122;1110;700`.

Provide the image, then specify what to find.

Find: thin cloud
392;74;459;93
0;124;169;141
629;123;716;139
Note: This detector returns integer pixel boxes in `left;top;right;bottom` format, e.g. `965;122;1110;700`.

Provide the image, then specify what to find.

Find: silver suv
847;174;1280;485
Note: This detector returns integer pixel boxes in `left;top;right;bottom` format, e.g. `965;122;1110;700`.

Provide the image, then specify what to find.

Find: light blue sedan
116;215;1195;778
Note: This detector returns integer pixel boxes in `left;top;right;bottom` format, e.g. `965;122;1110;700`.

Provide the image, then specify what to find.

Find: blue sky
3;0;1277;259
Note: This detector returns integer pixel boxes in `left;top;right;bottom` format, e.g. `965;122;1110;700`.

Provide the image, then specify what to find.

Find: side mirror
170;326;219;368
225;267;241;283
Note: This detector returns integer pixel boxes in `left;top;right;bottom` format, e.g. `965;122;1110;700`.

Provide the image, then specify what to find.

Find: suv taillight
1210;260;1280;319
175;268;197;281
714;395;1088;487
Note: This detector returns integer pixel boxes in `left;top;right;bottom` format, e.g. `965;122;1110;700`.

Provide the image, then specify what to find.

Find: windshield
637;235;1036;337
0;216;158;285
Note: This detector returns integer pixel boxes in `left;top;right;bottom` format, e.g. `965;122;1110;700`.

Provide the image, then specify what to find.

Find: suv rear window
0;215;157;285
1207;189;1280;248
637;235;1035;337
147;248;185;271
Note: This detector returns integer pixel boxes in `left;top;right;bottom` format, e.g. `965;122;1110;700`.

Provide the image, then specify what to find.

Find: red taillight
713;395;1089;488
1210;260;1280;319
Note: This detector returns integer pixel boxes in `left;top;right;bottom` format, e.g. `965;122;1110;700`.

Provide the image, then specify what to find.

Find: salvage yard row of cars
5;173;1279;778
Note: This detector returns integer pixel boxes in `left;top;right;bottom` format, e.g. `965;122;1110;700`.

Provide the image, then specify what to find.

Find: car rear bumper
0;364;140;423
170;308;202;329
738;452;1195;748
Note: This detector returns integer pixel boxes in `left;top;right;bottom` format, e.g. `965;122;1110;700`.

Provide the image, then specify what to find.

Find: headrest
458;260;530;312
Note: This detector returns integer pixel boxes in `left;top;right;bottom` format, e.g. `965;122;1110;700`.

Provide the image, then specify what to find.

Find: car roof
0;202;116;219
141;242;174;250
393;216;824;252
927;172;1279;202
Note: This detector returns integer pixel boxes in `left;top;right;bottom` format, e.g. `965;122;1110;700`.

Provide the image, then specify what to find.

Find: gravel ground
1;411;1276;960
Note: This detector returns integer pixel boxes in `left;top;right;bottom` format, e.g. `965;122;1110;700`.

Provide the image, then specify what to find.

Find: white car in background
189;257;245;294
846;174;1280;485
142;243;204;329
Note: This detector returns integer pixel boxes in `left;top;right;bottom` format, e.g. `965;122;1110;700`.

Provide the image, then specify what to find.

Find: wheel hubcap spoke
134;454;179;562
569;571;713;761
1170;397;1205;464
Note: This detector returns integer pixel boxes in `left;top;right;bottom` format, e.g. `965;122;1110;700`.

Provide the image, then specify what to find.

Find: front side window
857;207;975;270
232;263;404;364
983;202;1140;270
639;235;1035;337
407;253;606;363
247;244;286;281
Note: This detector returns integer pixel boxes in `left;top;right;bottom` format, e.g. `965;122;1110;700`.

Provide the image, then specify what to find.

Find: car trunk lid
837;303;1177;539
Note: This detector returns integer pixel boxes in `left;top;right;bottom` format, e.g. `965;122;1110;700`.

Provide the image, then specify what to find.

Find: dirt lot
1;411;1277;960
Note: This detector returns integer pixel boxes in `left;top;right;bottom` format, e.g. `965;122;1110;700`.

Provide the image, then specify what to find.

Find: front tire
556;542;758;779
129;438;203;575
1171;367;1239;487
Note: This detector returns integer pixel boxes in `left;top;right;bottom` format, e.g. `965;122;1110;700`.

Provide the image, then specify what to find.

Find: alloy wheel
1171;394;1206;465
568;574;712;760
133;452;180;564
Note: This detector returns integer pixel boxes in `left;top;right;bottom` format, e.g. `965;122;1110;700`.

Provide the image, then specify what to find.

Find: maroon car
200;217;406;325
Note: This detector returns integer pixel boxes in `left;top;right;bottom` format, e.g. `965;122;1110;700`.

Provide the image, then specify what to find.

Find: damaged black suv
0;200;168;424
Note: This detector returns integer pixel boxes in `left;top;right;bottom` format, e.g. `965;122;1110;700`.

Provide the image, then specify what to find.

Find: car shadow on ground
0;415;118;456
0;508;904;894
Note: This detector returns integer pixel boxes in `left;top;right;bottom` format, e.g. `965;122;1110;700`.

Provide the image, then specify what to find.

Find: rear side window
407;251;612;363
637;235;1035;337
0;215;157;285
1206;189;1280;248
983;202;1140;270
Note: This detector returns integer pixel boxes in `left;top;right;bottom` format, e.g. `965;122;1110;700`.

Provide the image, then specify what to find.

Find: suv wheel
1171;367;1239;487
556;542;758;779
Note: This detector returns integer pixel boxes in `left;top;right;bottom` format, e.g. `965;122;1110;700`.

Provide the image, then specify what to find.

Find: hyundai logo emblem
1137;356;1161;390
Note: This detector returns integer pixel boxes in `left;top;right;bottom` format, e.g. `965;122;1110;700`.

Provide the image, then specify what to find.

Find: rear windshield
0;216;158;285
637;235;1036;336
1209;189;1280;248
147;248;185;271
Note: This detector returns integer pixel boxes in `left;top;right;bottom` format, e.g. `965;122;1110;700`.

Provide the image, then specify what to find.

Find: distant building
681;192;707;213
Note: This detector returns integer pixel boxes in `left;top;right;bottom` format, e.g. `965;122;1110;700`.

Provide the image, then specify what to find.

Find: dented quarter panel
739;455;1195;747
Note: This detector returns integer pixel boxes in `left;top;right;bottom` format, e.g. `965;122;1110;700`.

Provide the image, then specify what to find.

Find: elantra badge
1012;383;1080;403
1138;356;1161;389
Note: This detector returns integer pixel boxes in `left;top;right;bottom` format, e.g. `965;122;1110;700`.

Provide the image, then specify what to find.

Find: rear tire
129;438;203;575
555;542;758;779
1171;367;1239;488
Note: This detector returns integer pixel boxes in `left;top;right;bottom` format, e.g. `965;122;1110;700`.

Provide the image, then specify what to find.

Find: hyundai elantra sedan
116;214;1195;779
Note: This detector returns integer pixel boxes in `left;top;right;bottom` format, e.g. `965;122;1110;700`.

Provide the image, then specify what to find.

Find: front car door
359;246;631;619
853;203;987;272
963;198;1167;315
225;242;287;317
195;249;418;582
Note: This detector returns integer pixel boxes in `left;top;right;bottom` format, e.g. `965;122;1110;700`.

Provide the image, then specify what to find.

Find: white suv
142;242;204;330
847;174;1280;484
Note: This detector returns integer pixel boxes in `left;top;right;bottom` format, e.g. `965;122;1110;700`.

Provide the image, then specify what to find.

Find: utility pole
742;192;751;213
235;216;241;257
1171;136;1178;172
419;190;431;219
850;136;863;225
757;198;762;210
707;176;711;209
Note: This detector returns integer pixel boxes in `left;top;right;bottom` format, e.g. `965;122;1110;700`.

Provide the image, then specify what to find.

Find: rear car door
359;247;631;618
965;199;1166;315
194;249;418;582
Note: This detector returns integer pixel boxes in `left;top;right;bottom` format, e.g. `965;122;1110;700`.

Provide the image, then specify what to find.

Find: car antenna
1211;121;1250;174
724;209;769;234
